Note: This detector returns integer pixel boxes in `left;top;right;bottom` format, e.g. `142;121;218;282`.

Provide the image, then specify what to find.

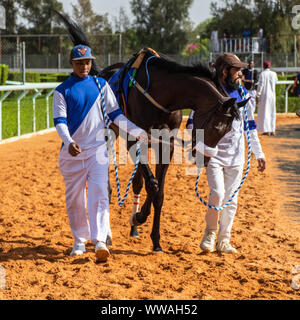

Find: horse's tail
53;10;102;76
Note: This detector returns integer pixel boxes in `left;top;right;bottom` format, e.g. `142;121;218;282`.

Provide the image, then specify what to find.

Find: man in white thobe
187;54;266;254
256;61;278;136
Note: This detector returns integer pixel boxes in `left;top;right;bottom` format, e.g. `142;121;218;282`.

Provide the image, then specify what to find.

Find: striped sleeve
53;90;67;126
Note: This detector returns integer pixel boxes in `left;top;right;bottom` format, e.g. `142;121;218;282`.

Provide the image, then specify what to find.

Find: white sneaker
95;241;110;262
70;242;86;256
216;239;237;254
200;230;216;252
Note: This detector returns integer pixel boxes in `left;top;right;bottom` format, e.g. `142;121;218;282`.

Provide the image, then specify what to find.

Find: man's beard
225;75;240;90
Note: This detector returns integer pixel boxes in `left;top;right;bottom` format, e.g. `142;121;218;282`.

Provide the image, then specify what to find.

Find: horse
55;11;249;252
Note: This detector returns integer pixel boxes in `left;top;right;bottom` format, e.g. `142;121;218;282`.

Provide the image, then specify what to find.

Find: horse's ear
220;97;236;112
236;97;250;108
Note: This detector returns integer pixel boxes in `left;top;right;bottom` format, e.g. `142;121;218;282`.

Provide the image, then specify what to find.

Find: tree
71;0;116;61
209;0;300;58
71;0;112;35
0;0;20;34
209;0;254;38
17;0;65;34
130;0;193;54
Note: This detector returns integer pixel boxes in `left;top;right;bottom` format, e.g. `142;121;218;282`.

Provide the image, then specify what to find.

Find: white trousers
205;163;243;242
59;149;110;244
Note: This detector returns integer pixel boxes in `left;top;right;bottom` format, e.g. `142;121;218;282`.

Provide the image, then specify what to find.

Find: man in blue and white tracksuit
187;54;266;254
53;44;147;262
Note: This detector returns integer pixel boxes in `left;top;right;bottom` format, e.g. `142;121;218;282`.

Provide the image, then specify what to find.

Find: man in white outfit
53;45;148;262
256;61;278;136
194;53;266;254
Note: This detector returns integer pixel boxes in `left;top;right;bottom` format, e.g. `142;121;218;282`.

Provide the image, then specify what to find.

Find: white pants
205;163;243;242
59;149;110;244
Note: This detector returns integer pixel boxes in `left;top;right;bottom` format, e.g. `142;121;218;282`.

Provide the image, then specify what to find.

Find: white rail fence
0;82;60;141
0;80;295;143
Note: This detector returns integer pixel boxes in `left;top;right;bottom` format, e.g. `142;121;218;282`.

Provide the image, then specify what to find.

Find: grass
1;94;53;140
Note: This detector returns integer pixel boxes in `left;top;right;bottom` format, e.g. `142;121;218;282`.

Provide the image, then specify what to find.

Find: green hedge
276;74;299;113
0;64;9;85
8;71;41;83
7;71;69;83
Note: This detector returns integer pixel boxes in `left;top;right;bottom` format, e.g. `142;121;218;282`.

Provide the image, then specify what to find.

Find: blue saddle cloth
108;67;135;107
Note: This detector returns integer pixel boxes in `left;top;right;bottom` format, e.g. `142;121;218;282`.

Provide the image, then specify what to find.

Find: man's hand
136;131;149;145
257;158;266;172
68;142;82;157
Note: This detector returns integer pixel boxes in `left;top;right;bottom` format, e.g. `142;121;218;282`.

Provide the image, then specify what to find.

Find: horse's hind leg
151;138;174;252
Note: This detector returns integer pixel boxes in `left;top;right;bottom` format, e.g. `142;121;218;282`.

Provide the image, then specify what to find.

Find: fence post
0;91;12;141
21;41;26;84
45;89;55;129
32;90;42;132
17;90;28;136
285;84;292;113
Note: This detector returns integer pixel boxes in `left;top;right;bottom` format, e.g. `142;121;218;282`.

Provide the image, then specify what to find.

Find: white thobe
205;90;265;242
256;69;278;133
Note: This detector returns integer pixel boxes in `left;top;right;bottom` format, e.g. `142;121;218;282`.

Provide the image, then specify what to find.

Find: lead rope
195;84;252;210
94;76;141;207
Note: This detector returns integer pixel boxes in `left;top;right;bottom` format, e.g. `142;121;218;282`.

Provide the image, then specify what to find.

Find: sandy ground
0;114;299;300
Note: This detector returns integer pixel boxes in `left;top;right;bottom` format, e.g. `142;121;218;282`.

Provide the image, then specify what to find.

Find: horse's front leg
130;164;156;228
129;166;151;238
150;162;170;252
128;140;159;197
140;163;159;196
128;142;158;236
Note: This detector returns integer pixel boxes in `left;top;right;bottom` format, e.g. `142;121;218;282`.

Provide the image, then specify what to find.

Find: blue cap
70;44;95;61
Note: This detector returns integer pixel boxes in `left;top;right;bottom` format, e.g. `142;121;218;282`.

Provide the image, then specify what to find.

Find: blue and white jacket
53;74;143;160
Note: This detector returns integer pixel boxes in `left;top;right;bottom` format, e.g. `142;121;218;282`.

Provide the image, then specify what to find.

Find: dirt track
0;115;299;300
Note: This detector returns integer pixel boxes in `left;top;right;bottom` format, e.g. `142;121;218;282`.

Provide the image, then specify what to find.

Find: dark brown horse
55;12;248;252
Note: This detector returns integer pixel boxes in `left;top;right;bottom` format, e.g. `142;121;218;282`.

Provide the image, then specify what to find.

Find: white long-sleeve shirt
210;86;265;166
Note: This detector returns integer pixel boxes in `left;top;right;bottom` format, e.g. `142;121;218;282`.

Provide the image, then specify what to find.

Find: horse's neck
164;75;223;113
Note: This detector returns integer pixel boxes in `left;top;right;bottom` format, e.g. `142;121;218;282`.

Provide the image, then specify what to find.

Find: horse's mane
146;52;215;81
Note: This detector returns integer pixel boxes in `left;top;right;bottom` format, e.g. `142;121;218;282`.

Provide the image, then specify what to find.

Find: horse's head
191;78;249;166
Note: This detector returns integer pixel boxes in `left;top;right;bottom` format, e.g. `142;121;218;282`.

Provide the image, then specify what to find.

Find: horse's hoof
130;226;139;238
